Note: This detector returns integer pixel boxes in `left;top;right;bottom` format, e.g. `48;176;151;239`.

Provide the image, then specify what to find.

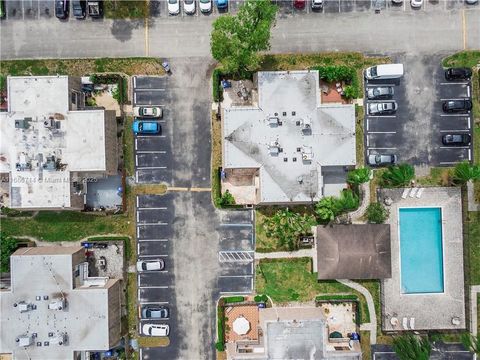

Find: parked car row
168;0;226;15
132;106;163;135
136;258;170;337
55;0;103;20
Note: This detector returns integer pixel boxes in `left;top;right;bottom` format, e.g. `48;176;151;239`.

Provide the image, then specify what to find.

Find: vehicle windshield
185;0;194;3
200;0;210;3
138;123;144;131
141;262;147;270
168;0;177;4
370;66;377;77
375;155;381;163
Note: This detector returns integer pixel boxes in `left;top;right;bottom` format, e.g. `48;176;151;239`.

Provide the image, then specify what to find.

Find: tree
219;190;236;207
337;189;360;211
315;197;342;223
382;164;415;187
461;333;479;355
1;235;18;273
365;202;389;224
347;167;372;185
392;334;431;360
210;0;277;76
263;209;316;251
453;161;480;184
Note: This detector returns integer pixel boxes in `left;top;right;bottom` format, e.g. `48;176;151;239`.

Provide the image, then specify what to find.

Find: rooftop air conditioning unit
268;117;279;126
302;146;313;161
48;299;65;311
16;335;33;347
269;141;280;155
303;117;312;130
16;301;33;313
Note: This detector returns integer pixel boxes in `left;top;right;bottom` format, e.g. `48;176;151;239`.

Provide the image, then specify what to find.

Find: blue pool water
399;207;444;294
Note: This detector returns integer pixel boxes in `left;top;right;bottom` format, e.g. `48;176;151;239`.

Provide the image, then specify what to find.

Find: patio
225;304;259;343
85;175;123;210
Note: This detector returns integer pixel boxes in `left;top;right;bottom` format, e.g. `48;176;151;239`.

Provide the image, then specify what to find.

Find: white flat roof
223;71;355;203
0;247;114;359
0;76;107;208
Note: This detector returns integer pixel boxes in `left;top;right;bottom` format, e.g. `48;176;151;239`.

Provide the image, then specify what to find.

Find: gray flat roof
0;247;118;359
316;224;392;279
223;71;355;204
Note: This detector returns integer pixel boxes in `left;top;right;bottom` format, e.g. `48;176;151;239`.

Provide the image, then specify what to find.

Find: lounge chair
409;188;418;197
401;188;409;199
410;317;415;329
402;317;408;330
416;188;424;198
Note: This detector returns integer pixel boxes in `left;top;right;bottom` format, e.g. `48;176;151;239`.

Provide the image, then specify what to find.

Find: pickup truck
87;0;103;18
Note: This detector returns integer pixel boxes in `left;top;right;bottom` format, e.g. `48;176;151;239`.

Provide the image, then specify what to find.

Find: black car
55;0;69;19
442;133;471;146
72;0;86;19
442;99;472;113
444;67;472;81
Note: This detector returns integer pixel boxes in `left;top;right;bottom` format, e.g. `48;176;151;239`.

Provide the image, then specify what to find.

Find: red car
293;0;306;9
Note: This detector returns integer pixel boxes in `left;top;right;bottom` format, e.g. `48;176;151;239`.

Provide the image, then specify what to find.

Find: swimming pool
399;207;444;294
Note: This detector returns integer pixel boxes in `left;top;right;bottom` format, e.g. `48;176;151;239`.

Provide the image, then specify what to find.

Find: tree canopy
0;235;18;273
392;334;431;360
210;0;277;76
453;161;480;184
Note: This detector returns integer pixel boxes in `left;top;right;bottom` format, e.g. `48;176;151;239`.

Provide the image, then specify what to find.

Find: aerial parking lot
364;55;473;167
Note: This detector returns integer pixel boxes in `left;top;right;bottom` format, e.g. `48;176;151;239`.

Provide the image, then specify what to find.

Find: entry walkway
338;279;377;345
470;285;480;336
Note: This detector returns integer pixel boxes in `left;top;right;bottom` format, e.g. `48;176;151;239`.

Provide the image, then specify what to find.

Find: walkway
337;279;377;345
470;285;480;336
467;181;479;212
255;248;317;272
350;182;370;223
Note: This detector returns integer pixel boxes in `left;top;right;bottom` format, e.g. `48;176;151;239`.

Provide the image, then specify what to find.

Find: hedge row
212;68;223;103
223;296;245;304
216;305;225;351
315;294;359;301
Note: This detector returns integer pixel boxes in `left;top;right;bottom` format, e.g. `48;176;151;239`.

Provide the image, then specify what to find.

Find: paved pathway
351;182;370;223
254;249;315;260
470;285;480;336
338;279;377;344
467;181;479;212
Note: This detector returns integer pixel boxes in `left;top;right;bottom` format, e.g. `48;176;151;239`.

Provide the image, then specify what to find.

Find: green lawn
466;211;480;285
255;258;371;323
104;0;148;19
123;116;135;177
442;51;480;69
355;105;365;166
415;167;453;187
1;211;131;241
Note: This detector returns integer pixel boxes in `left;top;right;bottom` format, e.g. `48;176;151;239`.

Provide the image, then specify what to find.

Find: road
1;6;479;60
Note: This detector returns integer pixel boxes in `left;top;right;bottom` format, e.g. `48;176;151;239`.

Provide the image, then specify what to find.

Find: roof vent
268;117;279;126
283;157;288;162
282;111;287;116
269;141;280;155
292;111;296;116
48;299;66;311
17;302;33;313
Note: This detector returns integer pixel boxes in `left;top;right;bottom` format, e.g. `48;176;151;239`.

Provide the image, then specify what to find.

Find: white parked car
184;0;196;14
136;259;165;272
410;0;423;8
199;0;212;13
168;0;180;15
133;106;163;119
142;324;170;337
311;0;323;10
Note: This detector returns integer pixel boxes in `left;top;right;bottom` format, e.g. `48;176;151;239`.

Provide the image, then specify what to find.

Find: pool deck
379;187;465;331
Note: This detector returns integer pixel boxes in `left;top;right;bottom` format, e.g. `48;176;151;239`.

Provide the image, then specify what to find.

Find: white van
364;64;404;80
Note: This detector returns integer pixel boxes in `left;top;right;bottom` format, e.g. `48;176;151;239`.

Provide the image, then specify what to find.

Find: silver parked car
136;259;165;272
141;305;169;319
368;101;398;115
368;154;397;166
366;86;394;100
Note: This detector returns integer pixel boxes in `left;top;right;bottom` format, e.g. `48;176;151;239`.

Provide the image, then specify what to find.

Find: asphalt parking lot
364;55;473;166
132;76;173;184
3;0;476;21
136;194;177;340
136;191;255;360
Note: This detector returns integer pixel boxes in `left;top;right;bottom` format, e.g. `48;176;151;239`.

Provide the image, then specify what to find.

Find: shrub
254;294;268;302
365;202;389;224
382;164;415;187
337;189;360;211
313;65;356;83
1;235;18;273
315;197;342;223
343;85;359;99
392;334;431;360
215;341;225;352
347;167;372;185
315;294;358;301
219;190;236;207
223;296;245;304
453;161;480;184
212;68;224;102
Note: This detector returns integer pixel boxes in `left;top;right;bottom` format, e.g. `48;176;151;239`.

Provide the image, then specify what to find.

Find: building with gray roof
0;76;117;210
222;70;356;204
0;246;122;360
315;224;392;280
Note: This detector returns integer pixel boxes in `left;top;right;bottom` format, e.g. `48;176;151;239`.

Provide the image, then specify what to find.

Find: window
71;92;76;105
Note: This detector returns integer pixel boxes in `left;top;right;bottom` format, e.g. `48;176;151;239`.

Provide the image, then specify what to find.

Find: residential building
0;246;122;360
0;76;117;210
222;70;356;205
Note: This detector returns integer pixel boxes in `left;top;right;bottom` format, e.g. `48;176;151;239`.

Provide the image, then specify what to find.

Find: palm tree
382;163;415;187
461;333;479;355
392;334;431;360
338;189;360;211
454;161;480;184
347;167;372;185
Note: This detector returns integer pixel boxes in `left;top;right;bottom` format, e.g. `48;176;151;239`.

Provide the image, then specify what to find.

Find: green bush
315;189;360;223
312;65;356;83
0;207;34;217
212;68;224;102
217;306;225;350
343;85;359;99
382;164;415;187
215;341;225;352
366;202;389;224
254;294;268;302
453;161;480;184
219;190;236;207
347;167;372;185
223;296;245;304
337;189;360;211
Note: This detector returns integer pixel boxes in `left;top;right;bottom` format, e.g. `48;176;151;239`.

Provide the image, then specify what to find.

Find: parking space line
138;239;169;242
135;171;139;183
133;77;136;88
220;291;253;295
467;86;470;97
139;286;169;289
468;117;471;128
134;92;137;104
367;131;397;134
136;166;168;170
139;318;170;322
440;161;462;165
366;119;369;131
138;254;169;258
440;146;470;149
136;196;139;208
440;129;470;132
138;207;168;210
136;135;167;139
366;137;369;147
367;147;397;150
440;98;468;101
219;275;253;278
367;115;397;118
135;88;166;92
135;155;138;166
139;301;169;305
138;222;169;226
220;223;253;227
136;151;167;154
440;82;468;85
440;114;470;117
135;138;138;151
469;149;472;161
